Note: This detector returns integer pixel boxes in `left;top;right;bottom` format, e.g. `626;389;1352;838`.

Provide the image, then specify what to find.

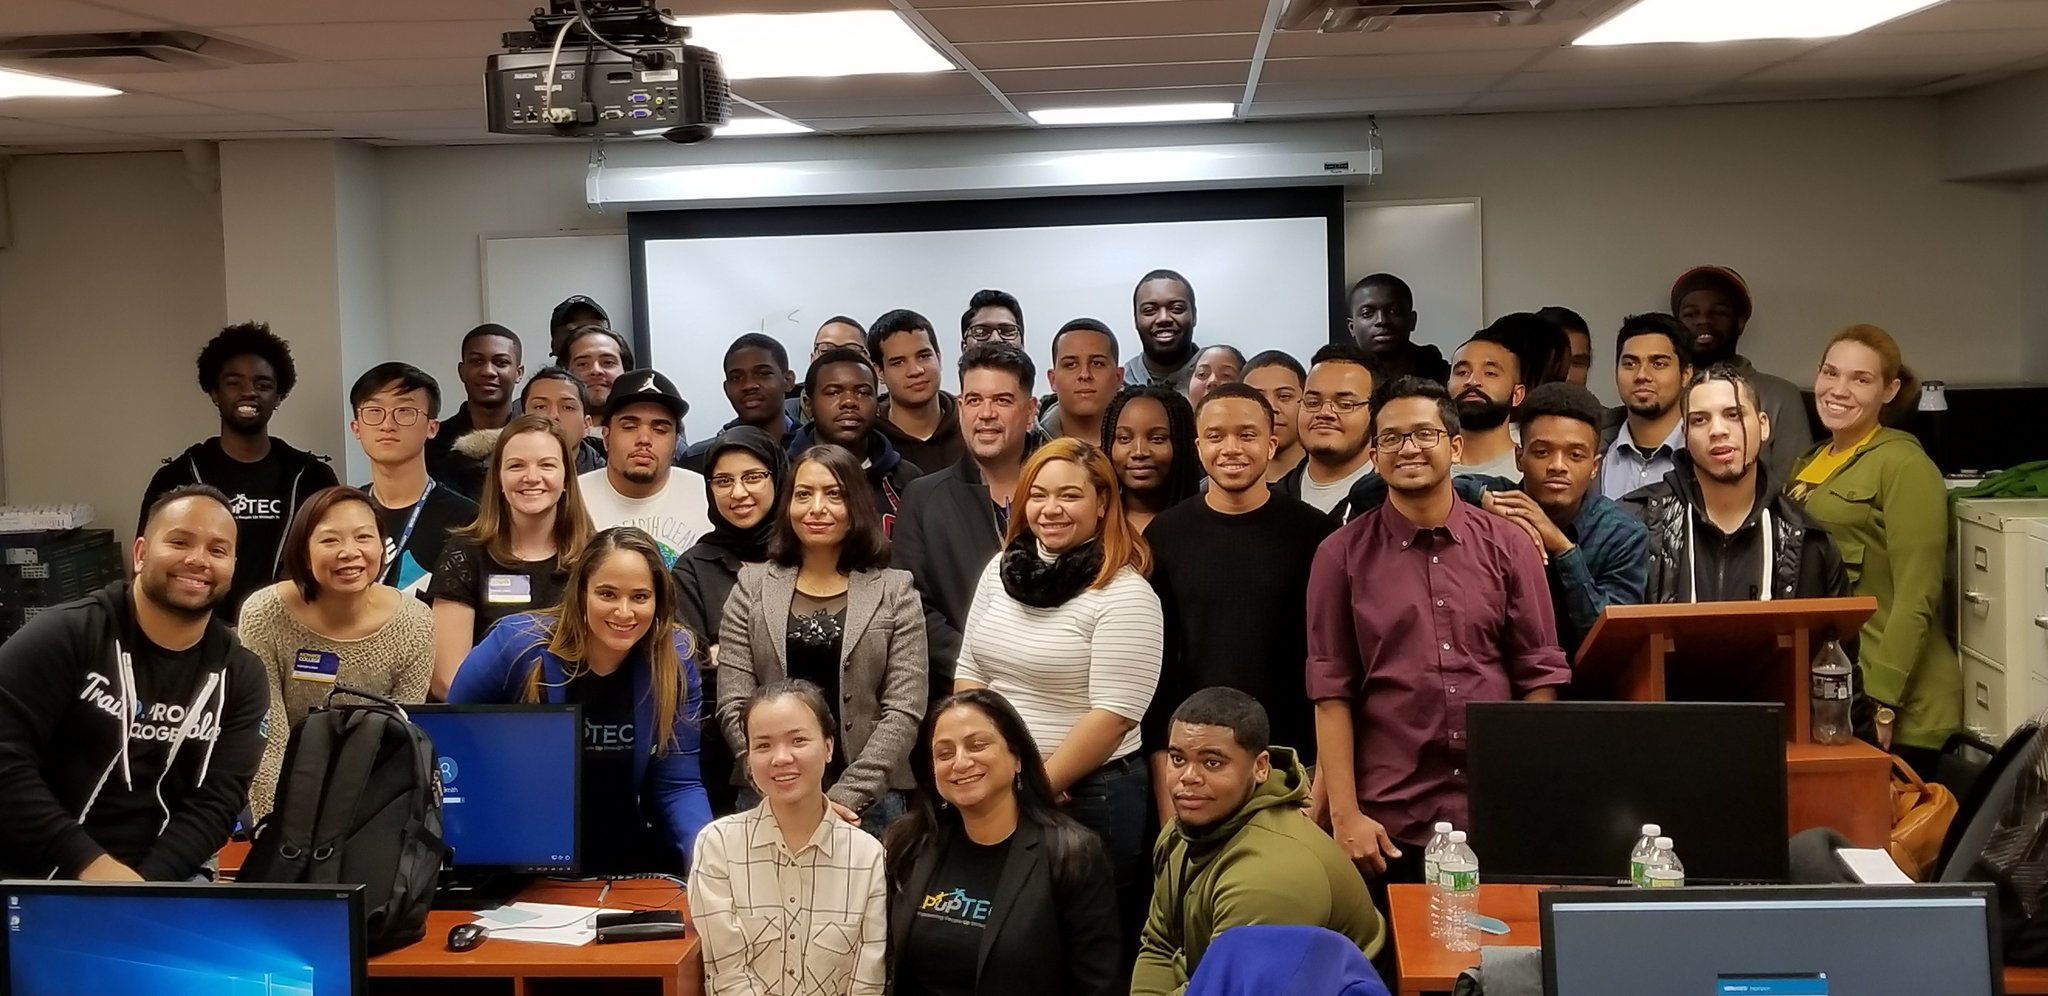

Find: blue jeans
1063;753;1150;965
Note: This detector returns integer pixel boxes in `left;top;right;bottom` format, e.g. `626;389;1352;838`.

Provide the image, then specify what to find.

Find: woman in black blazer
883;688;1121;996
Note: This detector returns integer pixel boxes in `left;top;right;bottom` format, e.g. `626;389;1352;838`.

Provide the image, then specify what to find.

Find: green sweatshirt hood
1176;746;1310;851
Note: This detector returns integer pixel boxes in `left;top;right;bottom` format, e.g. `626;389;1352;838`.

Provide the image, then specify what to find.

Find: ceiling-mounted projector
485;0;730;144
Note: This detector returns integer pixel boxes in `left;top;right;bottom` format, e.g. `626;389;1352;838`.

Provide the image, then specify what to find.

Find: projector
486;1;730;144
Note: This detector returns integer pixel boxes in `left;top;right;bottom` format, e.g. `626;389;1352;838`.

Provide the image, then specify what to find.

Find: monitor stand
432;871;533;911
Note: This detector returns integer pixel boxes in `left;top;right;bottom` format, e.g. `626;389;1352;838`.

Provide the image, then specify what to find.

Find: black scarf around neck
998;531;1104;608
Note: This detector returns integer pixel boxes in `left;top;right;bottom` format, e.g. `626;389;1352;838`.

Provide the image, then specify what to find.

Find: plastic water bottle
1628;823;1662;887
1810;638;1855;746
1439;830;1481;952
1422;821;1454;940
1642;836;1685;888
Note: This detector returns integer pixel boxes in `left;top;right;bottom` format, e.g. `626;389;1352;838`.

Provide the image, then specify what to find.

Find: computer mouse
446;922;489;952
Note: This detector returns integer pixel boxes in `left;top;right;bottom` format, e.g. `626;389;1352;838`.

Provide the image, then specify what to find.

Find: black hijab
699;425;789;562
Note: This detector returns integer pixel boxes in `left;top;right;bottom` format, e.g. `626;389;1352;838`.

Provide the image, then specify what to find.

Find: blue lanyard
369;480;435;585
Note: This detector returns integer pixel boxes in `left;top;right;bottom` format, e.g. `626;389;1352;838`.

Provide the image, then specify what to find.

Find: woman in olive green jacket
1788;324;1960;760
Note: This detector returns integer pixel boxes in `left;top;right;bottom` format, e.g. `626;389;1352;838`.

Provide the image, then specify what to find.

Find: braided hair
1101;383;1203;512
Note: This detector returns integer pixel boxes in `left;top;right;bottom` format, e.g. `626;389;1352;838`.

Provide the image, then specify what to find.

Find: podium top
1575;597;1877;678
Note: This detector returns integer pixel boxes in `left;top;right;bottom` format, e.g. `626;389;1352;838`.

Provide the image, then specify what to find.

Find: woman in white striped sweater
955;436;1164;963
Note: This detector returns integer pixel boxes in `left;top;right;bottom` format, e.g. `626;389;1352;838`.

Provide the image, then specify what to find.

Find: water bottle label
1630;860;1645;885
1443;868;1479;892
1810;673;1851;701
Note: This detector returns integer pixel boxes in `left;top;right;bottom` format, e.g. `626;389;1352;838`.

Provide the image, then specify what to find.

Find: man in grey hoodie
0;485;268;881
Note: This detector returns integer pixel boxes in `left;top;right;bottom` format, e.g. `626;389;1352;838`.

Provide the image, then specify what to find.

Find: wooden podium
1575;597;1892;849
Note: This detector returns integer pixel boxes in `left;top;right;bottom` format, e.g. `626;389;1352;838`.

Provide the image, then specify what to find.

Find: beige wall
2025;179;2048;384
0;152;226;539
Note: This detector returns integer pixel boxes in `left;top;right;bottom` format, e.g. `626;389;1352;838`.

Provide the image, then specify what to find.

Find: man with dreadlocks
1620;363;1848;604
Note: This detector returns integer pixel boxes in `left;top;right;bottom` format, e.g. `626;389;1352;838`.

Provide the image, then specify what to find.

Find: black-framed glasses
356;406;427;427
1374;428;1448;452
709;470;773;491
965;323;1022;343
1301;397;1368;414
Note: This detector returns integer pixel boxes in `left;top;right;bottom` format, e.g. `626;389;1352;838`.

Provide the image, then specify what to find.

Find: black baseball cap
603;368;690;422
551;295;609;329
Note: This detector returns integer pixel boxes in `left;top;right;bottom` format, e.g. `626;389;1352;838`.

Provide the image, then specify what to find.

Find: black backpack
240;686;447;952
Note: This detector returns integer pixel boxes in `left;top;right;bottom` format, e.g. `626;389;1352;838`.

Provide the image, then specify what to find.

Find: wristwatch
1874;706;1897;726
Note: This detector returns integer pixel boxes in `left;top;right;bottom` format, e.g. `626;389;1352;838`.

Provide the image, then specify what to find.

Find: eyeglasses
1374;428;1449;452
1300;397;1368;414
356;406;428;427
965;323;1023;344
709;470;773;491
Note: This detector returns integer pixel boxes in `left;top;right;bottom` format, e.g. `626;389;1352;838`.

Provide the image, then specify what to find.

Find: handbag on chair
1890;755;1958;881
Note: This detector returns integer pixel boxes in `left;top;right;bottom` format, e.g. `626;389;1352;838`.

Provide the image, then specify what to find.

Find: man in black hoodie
139;323;339;616
786;347;923;533
0;486;268;881
1347;273;1450;385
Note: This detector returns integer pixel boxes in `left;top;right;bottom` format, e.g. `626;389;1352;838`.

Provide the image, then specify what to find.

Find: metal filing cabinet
1954;499;2048;739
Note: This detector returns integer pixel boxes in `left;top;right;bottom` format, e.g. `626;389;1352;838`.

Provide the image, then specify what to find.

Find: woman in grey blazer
718;443;929;836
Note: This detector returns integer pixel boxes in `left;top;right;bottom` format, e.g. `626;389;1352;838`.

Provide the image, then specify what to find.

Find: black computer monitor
408;704;580;877
1542;884;2005;996
1;881;364;996
1465;700;1788;885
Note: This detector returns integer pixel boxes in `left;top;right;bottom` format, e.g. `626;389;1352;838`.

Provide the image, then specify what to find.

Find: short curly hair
196;322;298;399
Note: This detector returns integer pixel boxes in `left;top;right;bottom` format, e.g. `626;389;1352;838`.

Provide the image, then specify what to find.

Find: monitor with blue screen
1;882;363;996
409;703;580;875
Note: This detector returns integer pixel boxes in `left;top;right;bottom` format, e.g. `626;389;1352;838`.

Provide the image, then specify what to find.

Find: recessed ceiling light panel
0;68;121;99
1575;0;1948;46
685;11;953;80
1028;102;1237;126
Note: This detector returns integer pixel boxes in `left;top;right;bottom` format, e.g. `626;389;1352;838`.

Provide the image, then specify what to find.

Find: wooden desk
370;879;702;996
1387;883;2040;996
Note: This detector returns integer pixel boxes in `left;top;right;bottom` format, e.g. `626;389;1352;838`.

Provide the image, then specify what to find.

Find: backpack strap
262;712;340;880
305;708;392;883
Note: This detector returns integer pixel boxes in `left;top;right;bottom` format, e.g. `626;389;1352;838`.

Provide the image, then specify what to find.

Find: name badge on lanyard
292;649;342;683
486;573;533;604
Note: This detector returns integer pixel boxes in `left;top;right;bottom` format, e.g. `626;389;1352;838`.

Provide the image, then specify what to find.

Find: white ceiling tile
1263;22;1577;58
0;116;131;138
1802;27;2048;61
1254;77;1505;100
210;20;507;61
754;94;1006;117
1501;63;1773;90
1008;85;1241;110
1246;94;1478;117
86;0;509;27
984;61;1251;92
334;58;488;88
71;111;322;134
1260;51;1531;83
1466;83;1710;110
0;91;234;119
275;108;487;132
923;0;1265;44
737;72;986;102
192;84;483;114
671;0;895;12
1873;0;2048;33
1529;38;1822;71
955;34;1256;71
800;112;1023;130
84;62;388;95
0;0;173;32
1744;56;2002;83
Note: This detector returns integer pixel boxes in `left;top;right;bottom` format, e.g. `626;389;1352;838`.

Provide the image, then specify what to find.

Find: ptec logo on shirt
227;494;285;519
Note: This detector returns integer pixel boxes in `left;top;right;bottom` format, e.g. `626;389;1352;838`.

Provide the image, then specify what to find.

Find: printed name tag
486;573;533;604
292;649;341;683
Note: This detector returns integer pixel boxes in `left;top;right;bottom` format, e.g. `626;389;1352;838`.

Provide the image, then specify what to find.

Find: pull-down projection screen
629;188;1345;435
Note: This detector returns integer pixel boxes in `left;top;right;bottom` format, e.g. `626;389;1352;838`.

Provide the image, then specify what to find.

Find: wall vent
1280;0;1553;32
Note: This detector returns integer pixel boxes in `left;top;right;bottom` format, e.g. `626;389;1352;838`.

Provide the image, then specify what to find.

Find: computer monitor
408;704;580;876
1465;701;1788;884
1542;884;2005;996
1;881;364;996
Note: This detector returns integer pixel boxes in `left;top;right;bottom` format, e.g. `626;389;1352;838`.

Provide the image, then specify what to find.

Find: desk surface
371;879;698;982
1386;882;2047;996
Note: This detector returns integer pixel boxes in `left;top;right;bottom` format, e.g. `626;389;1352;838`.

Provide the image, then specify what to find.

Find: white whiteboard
639;216;1336;433
1344;199;1484;360
480;232;633;362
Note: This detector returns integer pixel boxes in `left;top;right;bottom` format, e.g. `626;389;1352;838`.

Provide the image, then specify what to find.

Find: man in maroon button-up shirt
1307;376;1569;887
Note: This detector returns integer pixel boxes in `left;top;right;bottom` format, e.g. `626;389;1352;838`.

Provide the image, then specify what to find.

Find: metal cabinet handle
1964;591;1992;607
2036;615;2048;631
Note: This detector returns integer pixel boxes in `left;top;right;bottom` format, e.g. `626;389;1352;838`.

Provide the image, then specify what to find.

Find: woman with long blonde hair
429;412;594;697
448;526;710;873
954;436;1162;959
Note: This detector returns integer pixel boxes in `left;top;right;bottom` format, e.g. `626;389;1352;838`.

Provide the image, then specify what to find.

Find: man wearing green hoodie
1134;689;1385;996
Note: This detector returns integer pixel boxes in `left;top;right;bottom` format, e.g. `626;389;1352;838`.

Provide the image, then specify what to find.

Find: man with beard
1276;343;1377;521
786;348;923;531
578;369;711;567
1447;325;1527;479
1308;376;1565;900
1670;266;1811;483
1145;383;1335;823
960;288;1025;351
0;486;268;881
1126;270;1202;394
1242;350;1308;483
892;345;1042;692
1599;314;1695;501
428;323;525;498
563;325;633;414
871;309;964;473
1620;364;1847;605
1479;383;1648;656
140;322;339;615
1347;273;1449;385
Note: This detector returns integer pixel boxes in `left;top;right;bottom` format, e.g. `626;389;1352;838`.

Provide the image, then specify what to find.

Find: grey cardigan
715;562;929;809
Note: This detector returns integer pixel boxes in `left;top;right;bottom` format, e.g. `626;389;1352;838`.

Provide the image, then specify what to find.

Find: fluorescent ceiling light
1576;0;1947;46
0;68;120;99
683;11;953;80
715;118;813;137
1029;102;1237;126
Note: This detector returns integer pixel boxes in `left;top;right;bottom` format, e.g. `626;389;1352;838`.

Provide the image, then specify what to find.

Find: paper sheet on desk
472;902;605;946
1837;848;1913;884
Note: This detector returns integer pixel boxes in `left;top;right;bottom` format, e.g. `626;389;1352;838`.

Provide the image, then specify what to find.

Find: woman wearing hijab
674;425;789;816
